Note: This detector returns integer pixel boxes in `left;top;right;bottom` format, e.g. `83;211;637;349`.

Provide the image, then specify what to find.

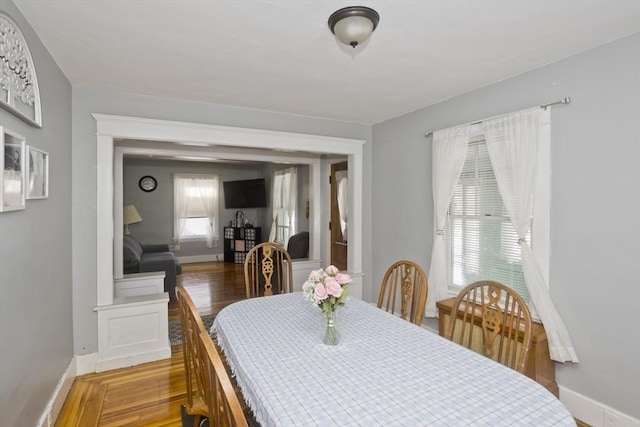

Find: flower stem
323;311;339;345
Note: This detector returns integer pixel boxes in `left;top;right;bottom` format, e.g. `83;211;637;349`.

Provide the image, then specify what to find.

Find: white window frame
174;173;220;243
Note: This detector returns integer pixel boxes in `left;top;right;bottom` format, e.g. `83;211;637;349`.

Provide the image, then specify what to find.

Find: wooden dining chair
197;330;250;427
444;280;533;373
244;242;293;298
377;260;428;325
176;286;209;427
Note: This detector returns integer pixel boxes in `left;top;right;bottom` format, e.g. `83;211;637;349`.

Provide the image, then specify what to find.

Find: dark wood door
330;162;348;271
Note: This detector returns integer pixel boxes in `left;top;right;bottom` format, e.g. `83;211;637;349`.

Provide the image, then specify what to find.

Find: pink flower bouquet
302;265;351;345
302;265;352;315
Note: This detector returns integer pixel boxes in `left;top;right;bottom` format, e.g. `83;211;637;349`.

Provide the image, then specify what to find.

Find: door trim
94;114;365;306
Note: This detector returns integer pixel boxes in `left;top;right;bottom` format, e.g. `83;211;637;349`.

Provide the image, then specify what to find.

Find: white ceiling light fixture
328;6;380;48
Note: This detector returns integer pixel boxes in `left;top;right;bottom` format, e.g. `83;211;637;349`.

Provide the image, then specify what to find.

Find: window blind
186;184;214;218
445;139;529;301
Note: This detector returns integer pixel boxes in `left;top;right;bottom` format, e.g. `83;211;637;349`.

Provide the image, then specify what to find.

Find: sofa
287;231;309;259
123;234;182;297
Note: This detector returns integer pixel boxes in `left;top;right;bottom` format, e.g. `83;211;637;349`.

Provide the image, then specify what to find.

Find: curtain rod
424;97;570;137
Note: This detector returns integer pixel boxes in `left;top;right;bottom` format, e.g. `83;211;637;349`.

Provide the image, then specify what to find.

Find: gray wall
0;2;73;426
12;0;633;419
123;158;310;255
72;86;371;356
124;158;270;256
371;33;640;417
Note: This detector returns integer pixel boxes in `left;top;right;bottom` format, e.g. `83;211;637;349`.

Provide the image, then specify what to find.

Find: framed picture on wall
27;146;48;199
1;126;26;212
0;13;43;128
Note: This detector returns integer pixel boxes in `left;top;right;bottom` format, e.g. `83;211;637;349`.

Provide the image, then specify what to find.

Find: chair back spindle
377;260;428;325
444;280;533;373
244;242;293;298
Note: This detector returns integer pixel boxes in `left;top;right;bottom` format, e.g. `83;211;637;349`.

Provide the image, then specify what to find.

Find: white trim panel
560;386;640;427
93;293;171;373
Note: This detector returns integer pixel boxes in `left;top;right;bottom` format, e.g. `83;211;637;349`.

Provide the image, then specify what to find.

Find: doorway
330;161;348;271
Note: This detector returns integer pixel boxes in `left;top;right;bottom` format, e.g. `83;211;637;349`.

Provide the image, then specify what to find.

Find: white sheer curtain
335;170;348;240
426;125;470;317
483;108;578;363
268;167;297;243
193;176;219;248
174;175;220;248
173;177;190;244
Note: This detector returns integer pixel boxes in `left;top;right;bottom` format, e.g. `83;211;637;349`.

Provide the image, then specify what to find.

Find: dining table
212;292;575;426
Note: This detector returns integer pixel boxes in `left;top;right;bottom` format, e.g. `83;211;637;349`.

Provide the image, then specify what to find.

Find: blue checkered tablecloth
213;293;575;427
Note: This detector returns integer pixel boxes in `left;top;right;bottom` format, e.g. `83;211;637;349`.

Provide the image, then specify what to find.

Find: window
445;138;529;301
269;167;297;245
174;174;219;248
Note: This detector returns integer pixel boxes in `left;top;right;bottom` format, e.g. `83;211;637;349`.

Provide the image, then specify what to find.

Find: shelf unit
224;227;262;263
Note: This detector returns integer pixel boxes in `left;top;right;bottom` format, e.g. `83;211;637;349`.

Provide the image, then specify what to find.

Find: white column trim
94;115;365;365
97;134;115;306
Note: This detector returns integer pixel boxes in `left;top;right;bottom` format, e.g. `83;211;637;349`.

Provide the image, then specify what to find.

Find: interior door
330;161;348;271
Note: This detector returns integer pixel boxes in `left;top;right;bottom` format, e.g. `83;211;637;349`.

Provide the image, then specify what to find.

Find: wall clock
139;175;157;192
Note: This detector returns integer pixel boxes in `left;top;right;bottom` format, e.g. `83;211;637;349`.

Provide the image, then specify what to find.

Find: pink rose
325;277;343;298
334;273;351;285
310;269;325;281
325;265;339;276
314;283;328;300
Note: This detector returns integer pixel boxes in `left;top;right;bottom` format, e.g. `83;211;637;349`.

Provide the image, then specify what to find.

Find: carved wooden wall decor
0;13;42;127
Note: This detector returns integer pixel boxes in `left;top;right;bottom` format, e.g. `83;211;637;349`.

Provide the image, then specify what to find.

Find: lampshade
328;6;379;48
123;204;143;234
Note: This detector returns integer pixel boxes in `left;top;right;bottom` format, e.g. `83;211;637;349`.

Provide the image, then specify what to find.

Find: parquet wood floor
56;262;246;427
55;262;589;426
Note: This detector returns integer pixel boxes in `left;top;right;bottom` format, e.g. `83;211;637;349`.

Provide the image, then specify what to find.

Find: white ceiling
13;0;640;124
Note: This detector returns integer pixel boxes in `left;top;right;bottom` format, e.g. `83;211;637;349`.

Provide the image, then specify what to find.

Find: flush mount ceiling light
328;6;380;48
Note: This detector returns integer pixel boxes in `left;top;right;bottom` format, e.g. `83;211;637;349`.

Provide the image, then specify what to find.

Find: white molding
95;348;172;373
560;386;640;427
344;271;365;300
93;114;365;376
97;134;115;306
76;352;99;376
94;114;364;155
36;357;76;427
115;272;165;298
289;258;322;293
113;150;124;279
93;293;170;372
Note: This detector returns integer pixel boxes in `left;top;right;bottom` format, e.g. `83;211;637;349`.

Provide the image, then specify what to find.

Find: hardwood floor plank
57;262;588;426
56;262;246;426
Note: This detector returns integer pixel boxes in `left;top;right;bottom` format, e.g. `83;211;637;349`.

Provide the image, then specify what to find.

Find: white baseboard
76;347;172;374
95;348;172;372
76;352;99;376
560;386;639;427
176;254;223;264
36;357;77;427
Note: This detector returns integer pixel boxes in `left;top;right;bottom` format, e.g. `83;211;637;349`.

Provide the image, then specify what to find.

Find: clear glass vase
323;309;340;345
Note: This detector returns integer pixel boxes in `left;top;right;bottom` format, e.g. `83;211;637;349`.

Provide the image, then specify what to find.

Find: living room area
87;115;365;377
